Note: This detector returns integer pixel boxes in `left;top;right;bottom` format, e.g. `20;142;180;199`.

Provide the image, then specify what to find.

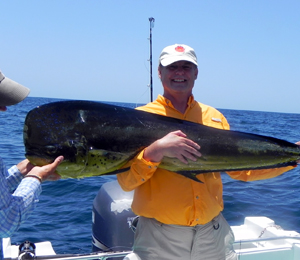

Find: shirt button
196;196;199;199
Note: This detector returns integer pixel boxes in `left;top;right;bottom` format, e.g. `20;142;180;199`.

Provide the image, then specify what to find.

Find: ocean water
0;97;299;254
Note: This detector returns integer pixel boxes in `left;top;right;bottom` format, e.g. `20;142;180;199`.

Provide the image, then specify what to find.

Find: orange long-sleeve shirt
117;95;295;226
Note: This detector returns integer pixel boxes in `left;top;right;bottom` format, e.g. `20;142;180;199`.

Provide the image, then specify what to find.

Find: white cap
0;71;30;106
159;44;198;66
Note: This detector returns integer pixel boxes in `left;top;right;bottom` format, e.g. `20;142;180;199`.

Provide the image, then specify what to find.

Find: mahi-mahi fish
23;101;300;182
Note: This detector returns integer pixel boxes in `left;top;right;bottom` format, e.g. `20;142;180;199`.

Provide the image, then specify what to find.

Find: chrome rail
234;235;300;244
6;250;133;260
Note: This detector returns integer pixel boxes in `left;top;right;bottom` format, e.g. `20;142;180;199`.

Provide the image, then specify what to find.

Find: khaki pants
132;213;237;260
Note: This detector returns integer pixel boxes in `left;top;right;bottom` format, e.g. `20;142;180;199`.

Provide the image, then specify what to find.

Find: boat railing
234;235;300;244
6;236;300;260
6;250;133;260
234;235;300;257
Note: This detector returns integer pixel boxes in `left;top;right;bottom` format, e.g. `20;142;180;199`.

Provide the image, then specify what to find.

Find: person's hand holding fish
143;130;202;164
17;156;64;182
296;141;300;164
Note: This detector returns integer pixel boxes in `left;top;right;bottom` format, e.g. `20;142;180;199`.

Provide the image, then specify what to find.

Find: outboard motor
92;180;137;255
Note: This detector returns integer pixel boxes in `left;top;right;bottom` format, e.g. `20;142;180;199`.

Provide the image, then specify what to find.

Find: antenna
149;17;155;102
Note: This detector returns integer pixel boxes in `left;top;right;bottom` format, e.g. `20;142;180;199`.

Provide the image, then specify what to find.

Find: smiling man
117;44;299;260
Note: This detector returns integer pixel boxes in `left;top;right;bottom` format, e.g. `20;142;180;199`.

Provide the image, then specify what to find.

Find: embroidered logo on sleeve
211;117;222;123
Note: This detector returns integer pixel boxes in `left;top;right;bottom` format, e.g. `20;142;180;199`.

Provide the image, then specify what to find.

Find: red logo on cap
175;46;185;52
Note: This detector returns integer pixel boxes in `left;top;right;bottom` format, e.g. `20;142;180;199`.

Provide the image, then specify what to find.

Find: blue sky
1;0;299;113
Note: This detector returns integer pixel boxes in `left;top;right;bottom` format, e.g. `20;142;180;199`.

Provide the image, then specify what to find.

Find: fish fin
175;171;204;183
104;167;131;175
110;167;205;183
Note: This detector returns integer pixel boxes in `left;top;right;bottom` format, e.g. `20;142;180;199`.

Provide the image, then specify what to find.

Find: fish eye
45;145;58;155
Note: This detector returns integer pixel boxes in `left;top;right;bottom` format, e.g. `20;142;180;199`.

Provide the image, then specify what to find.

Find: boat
3;180;300;260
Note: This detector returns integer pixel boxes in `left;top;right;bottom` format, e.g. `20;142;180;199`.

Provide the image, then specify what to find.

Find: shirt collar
157;94;196;109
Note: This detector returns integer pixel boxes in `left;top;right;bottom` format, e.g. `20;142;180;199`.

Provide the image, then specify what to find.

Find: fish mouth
25;155;53;166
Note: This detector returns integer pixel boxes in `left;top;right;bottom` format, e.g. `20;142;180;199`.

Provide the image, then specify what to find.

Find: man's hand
144;130;201;164
296;141;300;164
17;159;35;176
17;156;64;182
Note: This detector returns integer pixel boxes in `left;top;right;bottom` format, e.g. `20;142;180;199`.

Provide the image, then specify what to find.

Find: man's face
158;61;198;97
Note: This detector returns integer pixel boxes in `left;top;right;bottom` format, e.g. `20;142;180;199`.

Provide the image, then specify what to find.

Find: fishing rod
148;17;155;102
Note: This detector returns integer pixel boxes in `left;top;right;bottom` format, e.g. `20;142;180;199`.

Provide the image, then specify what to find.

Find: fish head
23;102;89;164
24;139;92;177
24;116;90;173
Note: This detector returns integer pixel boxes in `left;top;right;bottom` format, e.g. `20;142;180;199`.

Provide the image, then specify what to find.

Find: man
117;44;300;260
0;71;63;259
